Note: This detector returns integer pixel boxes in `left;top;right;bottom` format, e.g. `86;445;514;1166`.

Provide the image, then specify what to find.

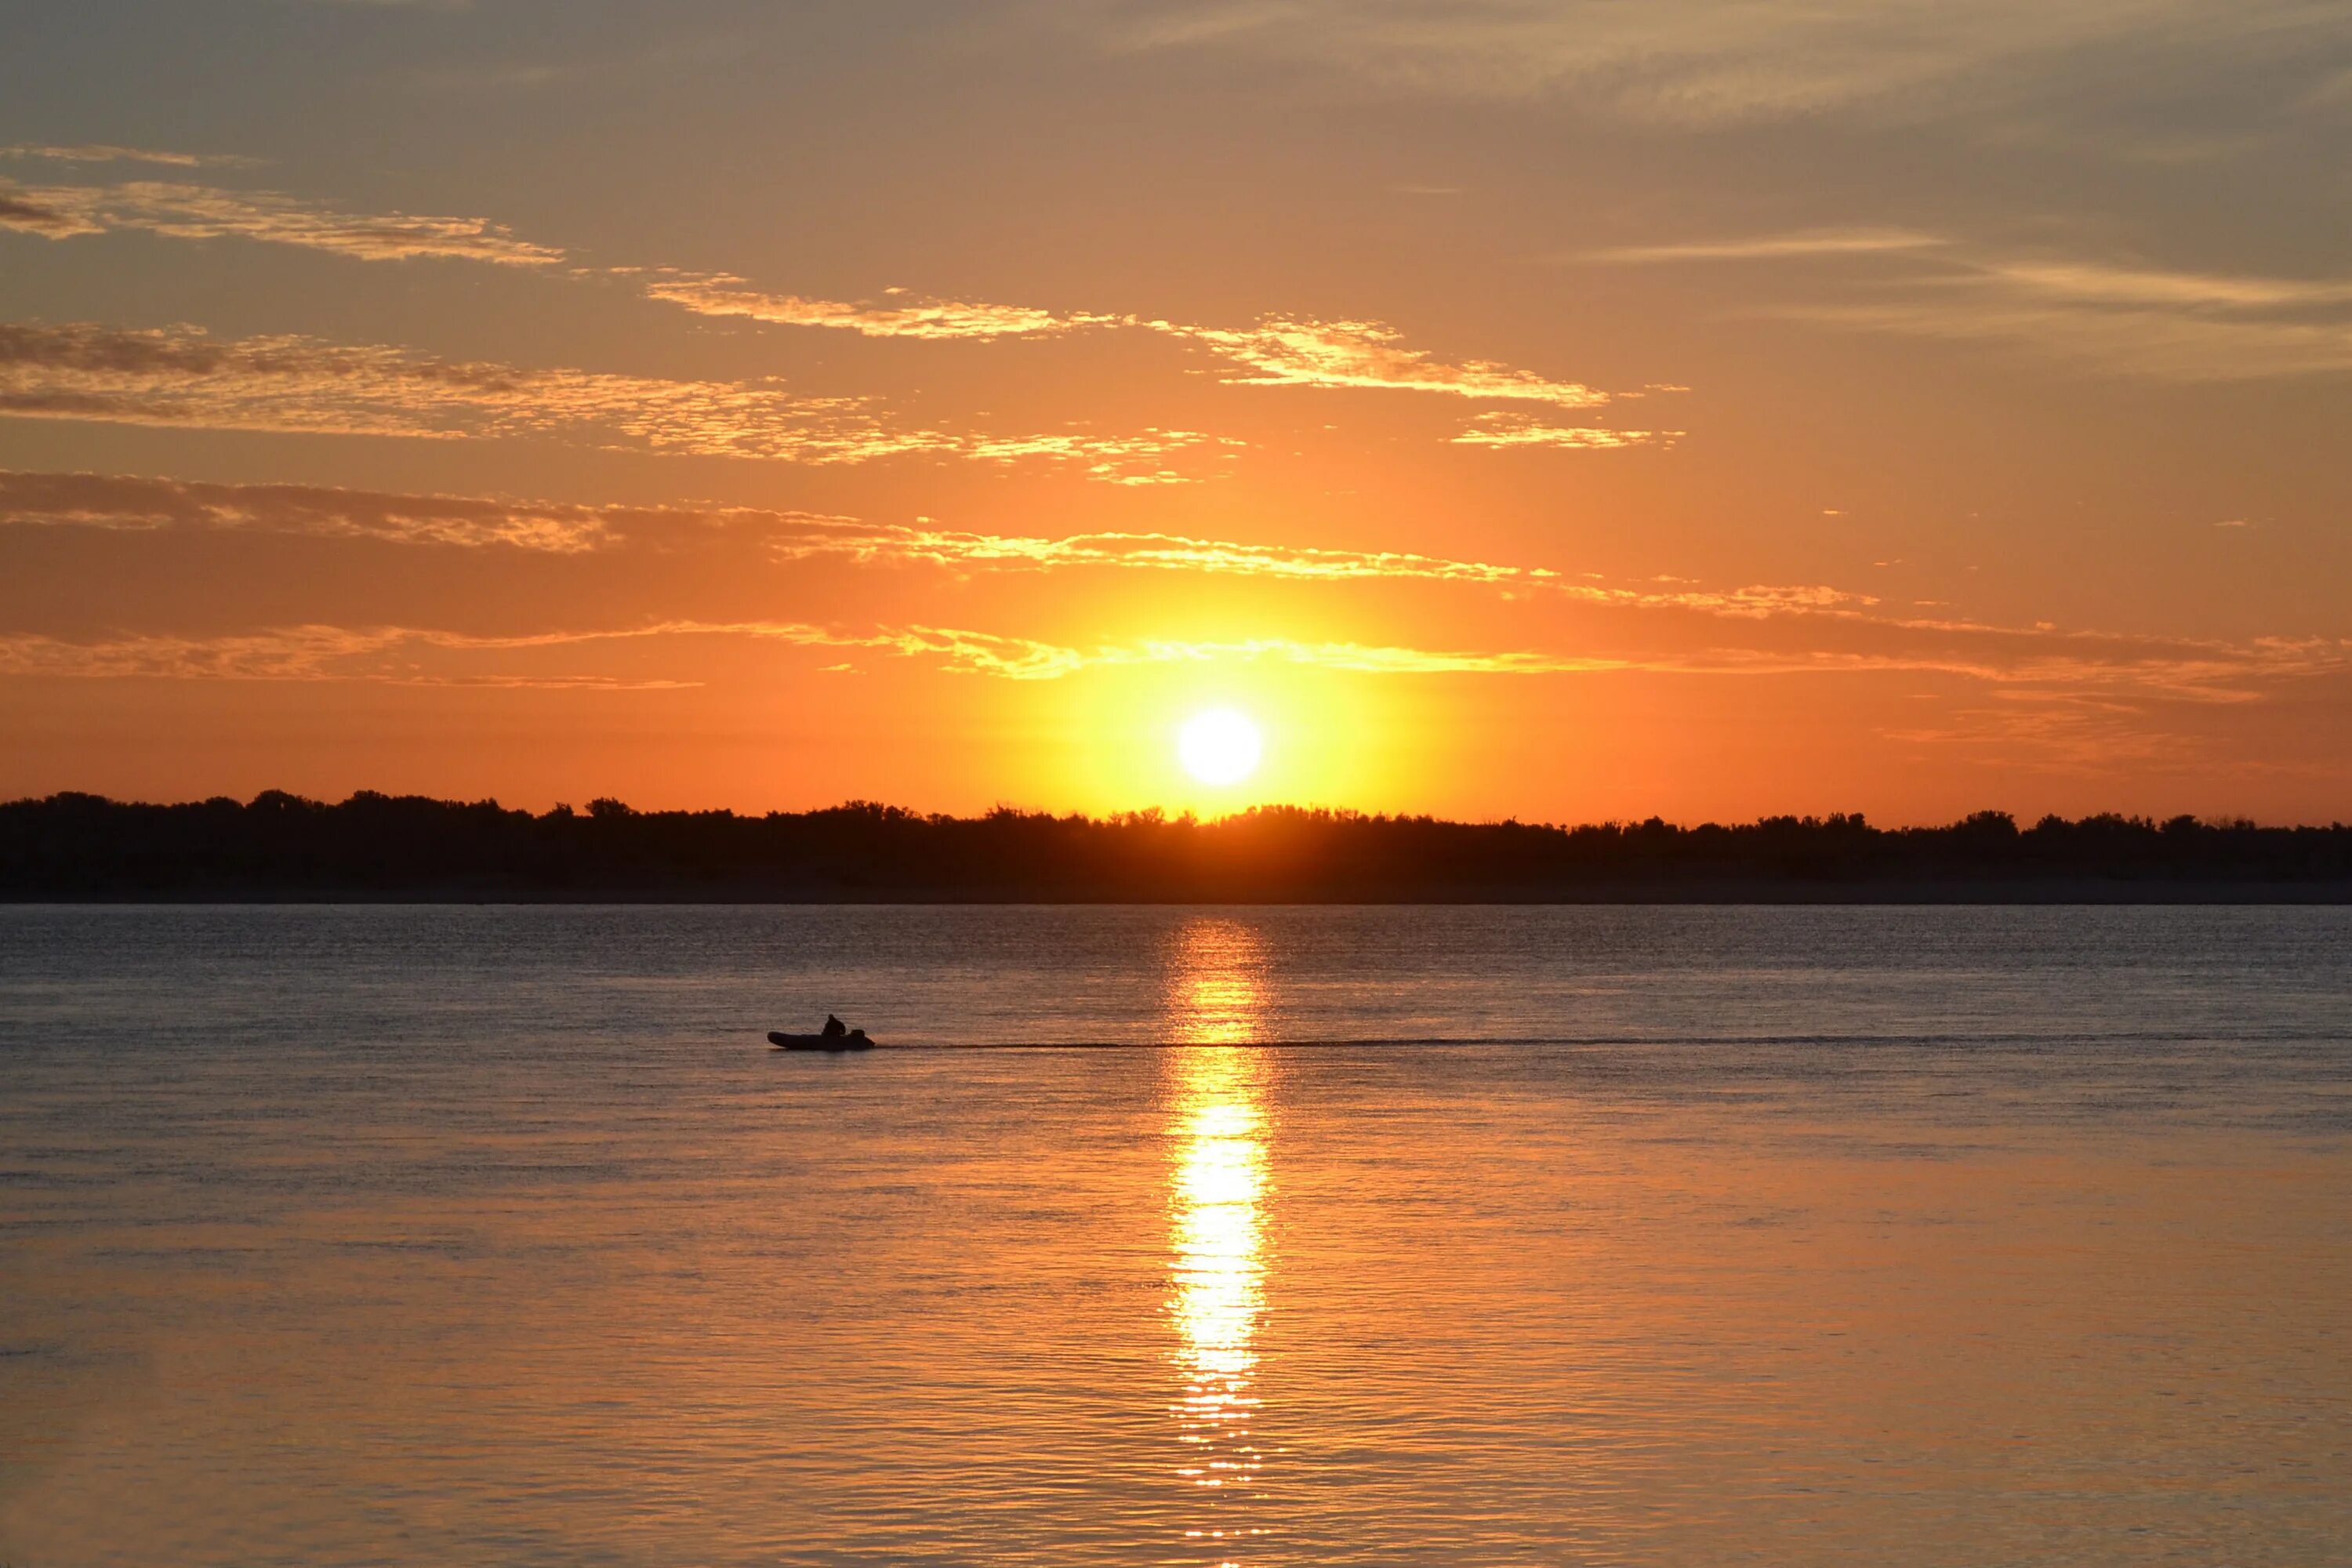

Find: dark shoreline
9;791;2350;904
11;883;2352;906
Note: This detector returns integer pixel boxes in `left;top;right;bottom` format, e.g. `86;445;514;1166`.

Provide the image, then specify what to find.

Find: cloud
783;520;1557;586
0;469;1584;586
0;179;565;265
0;470;1904;646
641;274;1633;411
1777;290;2352;382
1449;412;1673;448
0;189;102;238
956;430;1243;484
4;470;2340;711
9;617;2343;706
0;469;630;552
1589;227;2352;380
0;619;958;685
0;144;257;169
1682;636;2352;700
1109;637;1627;676
0;624;695;687
1047;0;2352;128
0;319;888;455
1653;583;1879;618
1976;258;2352;311
0;619;1627;686
0;165;1650;412
0;322;1232;478
22;470;2336;708
0;472;1878;622
641;273;1116;339
1584;227;1948;263
1160;316;1613;408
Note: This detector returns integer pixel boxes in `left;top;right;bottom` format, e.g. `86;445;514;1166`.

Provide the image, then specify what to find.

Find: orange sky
3;2;2348;822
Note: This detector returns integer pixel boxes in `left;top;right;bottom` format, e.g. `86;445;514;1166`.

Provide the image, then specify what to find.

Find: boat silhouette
770;1016;875;1051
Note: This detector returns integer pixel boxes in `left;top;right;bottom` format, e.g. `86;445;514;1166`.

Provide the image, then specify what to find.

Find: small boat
769;1029;875;1052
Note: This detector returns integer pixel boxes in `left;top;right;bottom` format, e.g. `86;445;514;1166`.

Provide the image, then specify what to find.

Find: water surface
3;906;2348;1565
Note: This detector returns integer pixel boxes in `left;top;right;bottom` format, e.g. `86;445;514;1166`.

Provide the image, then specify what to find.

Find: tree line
4;791;2350;901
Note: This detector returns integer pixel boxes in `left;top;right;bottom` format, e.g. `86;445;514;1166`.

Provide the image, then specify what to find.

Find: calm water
2;906;2349;1566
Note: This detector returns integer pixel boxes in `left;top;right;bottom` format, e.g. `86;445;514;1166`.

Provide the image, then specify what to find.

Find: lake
2;906;2349;1565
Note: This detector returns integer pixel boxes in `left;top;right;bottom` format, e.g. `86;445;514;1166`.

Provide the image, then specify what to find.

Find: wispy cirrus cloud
637;271;1119;339
0;180;565;265
1156;316;1614;408
8;469;2345;714
1781;293;2352;381
0;143;259;169
0;319;900;455
1590;227;2352;380
0;469;1902;651
1683;635;2352;700
0;322;1233;479
18;615;2330;786
643;277;1631;411
1450;412;1673;449
0;468;636;552
0;164;1657;418
0;625;699;688
1584;227;1947;263
1046;0;2352;129
953;429;1242;485
0;619;1628;686
1969;259;2352;311
0;471;1851;618
0;621;971;685
1781;257;2352;381
1112;637;1628;676
8;618;2343;702
775;518;1559;586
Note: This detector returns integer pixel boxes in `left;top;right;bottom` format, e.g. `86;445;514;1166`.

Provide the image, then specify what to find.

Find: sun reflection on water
1163;920;1273;1559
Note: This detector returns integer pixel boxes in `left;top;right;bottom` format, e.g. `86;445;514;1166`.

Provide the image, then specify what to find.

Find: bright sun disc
1178;709;1263;786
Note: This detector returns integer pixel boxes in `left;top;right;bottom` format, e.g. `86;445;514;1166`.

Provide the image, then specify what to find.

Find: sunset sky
4;1;2349;822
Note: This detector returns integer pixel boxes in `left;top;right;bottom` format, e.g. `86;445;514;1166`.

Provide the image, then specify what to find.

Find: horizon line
12;788;2347;835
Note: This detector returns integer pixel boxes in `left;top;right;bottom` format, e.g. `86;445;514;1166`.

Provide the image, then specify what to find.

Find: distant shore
14;884;2350;906
8;791;2350;904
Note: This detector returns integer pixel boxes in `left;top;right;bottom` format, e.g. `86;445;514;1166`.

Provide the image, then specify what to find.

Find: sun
1178;708;1263;786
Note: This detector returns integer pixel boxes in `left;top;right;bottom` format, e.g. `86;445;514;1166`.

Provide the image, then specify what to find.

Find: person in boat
821;1014;848;1040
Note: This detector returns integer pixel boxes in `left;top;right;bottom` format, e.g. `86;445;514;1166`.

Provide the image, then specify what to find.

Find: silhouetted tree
2;792;2347;901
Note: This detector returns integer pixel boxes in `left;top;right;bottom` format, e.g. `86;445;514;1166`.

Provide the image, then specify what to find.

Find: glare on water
1163;919;1275;1558
1167;916;1271;1047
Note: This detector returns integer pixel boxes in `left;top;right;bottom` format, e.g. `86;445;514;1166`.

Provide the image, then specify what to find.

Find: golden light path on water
1164;919;1274;1563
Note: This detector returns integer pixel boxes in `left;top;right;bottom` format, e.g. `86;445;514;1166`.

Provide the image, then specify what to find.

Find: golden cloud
1160;316;1613;408
0;324;1232;479
640;274;1120;339
0;165;1662;419
0;180;565;264
8;614;2342;710
0;620;1623;686
1450;412;1673;448
638;278;1635;412
0;469;629;552
0;471;1902;633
